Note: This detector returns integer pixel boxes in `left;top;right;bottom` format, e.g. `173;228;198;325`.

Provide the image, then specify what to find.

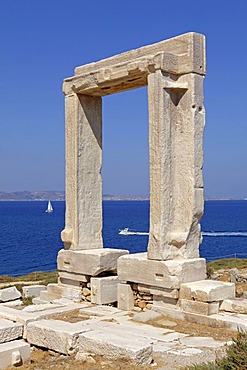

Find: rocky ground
5;309;235;370
2;262;247;370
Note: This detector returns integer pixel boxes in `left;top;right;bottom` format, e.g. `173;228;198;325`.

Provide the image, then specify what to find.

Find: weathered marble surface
61;32;206;261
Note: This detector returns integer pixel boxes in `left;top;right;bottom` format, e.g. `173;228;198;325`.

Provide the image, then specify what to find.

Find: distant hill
0;191;243;202
0;191;65;201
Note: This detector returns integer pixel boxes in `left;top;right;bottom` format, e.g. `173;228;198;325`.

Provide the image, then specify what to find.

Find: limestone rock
26;319;89;355
22;285;46;298
220;298;247;314
179;299;219;315
0;287;21;302
180;280;235;302
0;319;23;344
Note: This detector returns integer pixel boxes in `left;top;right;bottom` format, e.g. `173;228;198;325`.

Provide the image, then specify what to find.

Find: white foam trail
120;231;247;237
202;232;247;237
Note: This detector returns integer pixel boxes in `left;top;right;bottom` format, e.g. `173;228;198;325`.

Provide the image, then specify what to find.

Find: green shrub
22;296;34;306
220;330;247;370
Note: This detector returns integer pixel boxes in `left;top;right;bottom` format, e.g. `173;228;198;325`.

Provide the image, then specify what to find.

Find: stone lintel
63;32;205;96
180;280;235;302
117;253;206;289
58;248;129;277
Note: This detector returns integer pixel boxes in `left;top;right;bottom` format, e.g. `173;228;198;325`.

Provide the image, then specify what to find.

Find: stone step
78;329;153;365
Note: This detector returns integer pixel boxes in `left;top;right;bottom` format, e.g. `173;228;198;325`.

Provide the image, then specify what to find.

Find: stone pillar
147;71;205;260
61;93;103;250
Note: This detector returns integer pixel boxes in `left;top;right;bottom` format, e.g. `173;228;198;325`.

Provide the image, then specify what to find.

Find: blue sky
0;0;246;198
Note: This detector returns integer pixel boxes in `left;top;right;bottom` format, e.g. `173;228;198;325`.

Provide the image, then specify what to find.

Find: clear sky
0;0;246;198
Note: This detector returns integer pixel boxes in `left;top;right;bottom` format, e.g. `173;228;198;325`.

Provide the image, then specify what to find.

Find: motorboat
119;228;137;235
119;228;149;236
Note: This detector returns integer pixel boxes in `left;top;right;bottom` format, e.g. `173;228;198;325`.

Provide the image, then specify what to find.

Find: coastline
0;190;246;202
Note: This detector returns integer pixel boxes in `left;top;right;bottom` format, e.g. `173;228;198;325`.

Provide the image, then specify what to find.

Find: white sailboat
45;200;53;213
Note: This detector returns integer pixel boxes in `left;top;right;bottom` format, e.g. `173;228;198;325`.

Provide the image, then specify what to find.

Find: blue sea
0;200;247;276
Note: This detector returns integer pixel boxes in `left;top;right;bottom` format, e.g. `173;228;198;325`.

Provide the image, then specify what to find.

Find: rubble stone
180;280;235;302
0;287;21;302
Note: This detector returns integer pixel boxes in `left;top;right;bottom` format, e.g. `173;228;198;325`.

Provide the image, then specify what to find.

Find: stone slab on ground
32;297;50;305
117;253;206;288
81;319;184;343
180;336;225;348
39;290;61;302
0;319;23;343
0;299;22;307
22;285;46;298
22;303;64;312
79;305;123;317
91;276;119;304
26;319;91;355
0;303;84;338
78;329;153;365
132;310;162;323
0;306;40;327
0;287;21;302
220;298;247;314
180;280;235;302
46;283;82;301
152;304;247;332
0;340;30;370
57;248;129;276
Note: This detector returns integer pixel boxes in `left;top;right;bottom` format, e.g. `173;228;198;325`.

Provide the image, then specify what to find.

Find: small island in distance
0;191;246;201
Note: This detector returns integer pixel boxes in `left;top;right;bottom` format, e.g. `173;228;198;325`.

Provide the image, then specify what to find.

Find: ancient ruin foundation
48;32;213;310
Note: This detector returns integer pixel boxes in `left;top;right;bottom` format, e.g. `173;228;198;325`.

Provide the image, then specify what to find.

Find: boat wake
202;232;247;237
119;228;247;237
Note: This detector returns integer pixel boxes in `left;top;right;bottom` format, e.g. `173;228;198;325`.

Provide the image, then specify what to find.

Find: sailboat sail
46;200;53;213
